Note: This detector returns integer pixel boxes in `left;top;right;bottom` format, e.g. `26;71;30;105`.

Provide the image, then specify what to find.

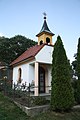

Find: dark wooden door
39;67;45;93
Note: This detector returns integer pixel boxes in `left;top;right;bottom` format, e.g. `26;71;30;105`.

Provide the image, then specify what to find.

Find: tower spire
36;13;55;45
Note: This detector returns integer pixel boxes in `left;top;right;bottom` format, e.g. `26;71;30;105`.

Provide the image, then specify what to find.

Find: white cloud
0;32;4;36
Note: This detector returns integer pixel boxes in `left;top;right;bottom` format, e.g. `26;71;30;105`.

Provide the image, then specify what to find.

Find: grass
0;92;29;120
0;92;80;120
29;109;80;120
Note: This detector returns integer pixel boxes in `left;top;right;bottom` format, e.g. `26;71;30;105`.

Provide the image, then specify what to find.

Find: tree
76;38;80;80
0;35;37;64
51;36;74;111
74;38;80;103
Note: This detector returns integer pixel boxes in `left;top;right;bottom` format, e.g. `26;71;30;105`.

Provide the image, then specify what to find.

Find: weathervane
43;12;47;19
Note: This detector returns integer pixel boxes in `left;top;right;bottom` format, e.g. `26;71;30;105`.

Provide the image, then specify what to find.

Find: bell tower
36;13;55;45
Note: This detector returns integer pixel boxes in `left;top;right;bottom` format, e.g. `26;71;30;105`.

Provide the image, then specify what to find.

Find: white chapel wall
47;65;52;86
35;45;53;64
29;64;35;85
13;63;30;85
13;67;18;84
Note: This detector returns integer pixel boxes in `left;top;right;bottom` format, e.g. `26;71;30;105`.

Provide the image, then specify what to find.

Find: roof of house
36;16;54;37
10;44;46;66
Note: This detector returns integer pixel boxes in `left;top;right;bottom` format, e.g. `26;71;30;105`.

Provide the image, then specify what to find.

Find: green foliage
51;36;74;111
72;38;80;80
0;93;80;120
74;80;80;104
74;38;80;103
30;109;80;120
0;35;37;64
33;96;48;106
0;78;13;97
76;38;80;80
0;93;29;120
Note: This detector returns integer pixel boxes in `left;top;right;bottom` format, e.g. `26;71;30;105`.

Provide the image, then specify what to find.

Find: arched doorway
39;66;45;93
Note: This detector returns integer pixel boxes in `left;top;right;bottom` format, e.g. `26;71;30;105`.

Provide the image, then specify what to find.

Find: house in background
0;61;12;85
10;15;54;96
0;61;7;80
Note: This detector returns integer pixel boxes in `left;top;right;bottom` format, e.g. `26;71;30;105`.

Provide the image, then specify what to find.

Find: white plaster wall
35;45;53;64
29;64;35;84
47;65;52;92
13;67;18;84
47;65;52;86
13;64;29;84
13;61;35;85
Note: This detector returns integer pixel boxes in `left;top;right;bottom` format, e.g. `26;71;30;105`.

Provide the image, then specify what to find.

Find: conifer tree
77;38;80;80
51;36;74;111
75;38;80;103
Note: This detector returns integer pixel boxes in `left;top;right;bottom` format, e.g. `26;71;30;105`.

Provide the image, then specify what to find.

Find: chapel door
39;66;45;93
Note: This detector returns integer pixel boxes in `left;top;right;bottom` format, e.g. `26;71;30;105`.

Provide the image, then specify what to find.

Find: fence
0;80;51;107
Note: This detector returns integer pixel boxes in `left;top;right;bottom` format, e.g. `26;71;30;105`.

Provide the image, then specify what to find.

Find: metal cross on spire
43;12;47;19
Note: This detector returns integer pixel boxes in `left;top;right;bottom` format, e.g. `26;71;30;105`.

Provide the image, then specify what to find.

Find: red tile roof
10;44;45;66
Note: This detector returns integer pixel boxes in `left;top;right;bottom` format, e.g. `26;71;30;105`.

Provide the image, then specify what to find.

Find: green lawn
0;93;29;120
29;110;80;120
0;92;80;120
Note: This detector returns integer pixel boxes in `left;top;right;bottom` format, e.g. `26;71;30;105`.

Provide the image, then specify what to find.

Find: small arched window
46;37;50;44
40;40;43;45
18;68;22;83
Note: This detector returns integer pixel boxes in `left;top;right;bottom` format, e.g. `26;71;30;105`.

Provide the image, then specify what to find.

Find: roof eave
10;56;35;67
36;31;55;37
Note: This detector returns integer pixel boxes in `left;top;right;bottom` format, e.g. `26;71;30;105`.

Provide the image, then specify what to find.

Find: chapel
11;14;54;96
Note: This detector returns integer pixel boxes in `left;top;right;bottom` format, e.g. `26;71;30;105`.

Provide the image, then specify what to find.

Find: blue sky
0;0;80;62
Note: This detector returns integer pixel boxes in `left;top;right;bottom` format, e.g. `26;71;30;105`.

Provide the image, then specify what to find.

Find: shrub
33;96;48;106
